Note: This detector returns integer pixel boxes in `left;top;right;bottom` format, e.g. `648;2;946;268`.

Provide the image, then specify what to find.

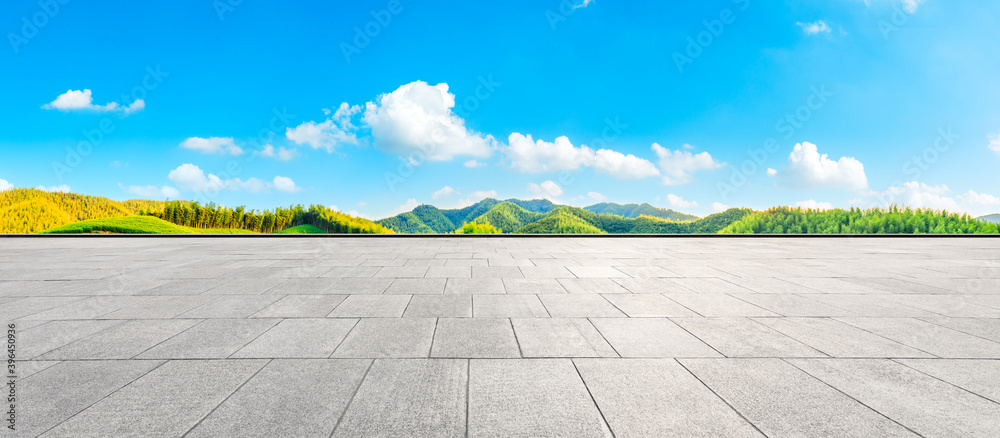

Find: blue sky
2;0;999;218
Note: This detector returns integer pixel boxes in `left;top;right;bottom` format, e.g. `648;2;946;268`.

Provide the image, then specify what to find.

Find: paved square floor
2;236;1000;437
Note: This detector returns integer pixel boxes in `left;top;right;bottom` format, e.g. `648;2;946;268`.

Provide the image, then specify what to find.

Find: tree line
146;201;392;234
720;206;999;234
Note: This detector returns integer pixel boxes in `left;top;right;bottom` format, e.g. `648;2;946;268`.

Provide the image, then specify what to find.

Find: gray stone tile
665;294;779;317
681;358;916;437
603;294;699;317
384;278;446;295
611;266;678;278
403;295;472;317
805;294;940;317
332;318;436;358
38;319;199;360
539;295;626;317
21;296;148;320
472;266;524;278
42;360;267;438
789;358;1000;438
559;278;631;294
445;277;505;294
473;294;548;317
590;318;721;358
0;296;84;321
374;266;428;278
431;318;520;358
502;278;567;294
425;266;471;278
919;317;1000;343
205;277;285;294
265;278;340;294
731;294;856;317
138;279;223;295
469;359;612;437
333;359;466;437
187;359;371;438
671;278;753;294
612;278;688;294
672;317;826;358
512;318;618;357
137;319;279;359
320;266;381;278
327;277;392;294
328;295;411;317
17;360;164;437
18;320;123;359
518;266;575;278
885;294;1000;317
754;317;932;358
101;295;217;319
565;266;629;278
178;295;281;318
575;359;763;437
896;359;1000;402
232;318;358;358
836;317;1000;358
252;294;347;318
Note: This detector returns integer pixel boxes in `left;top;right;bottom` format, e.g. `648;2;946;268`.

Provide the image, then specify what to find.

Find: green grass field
274;224;327;234
41;216;260;234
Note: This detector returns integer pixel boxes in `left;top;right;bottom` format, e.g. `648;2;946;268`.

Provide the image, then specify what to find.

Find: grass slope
584;202;698;221
42;216;259;234
275;224;327;234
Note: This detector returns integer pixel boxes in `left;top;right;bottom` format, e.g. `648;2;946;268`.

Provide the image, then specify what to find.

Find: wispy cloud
42;89;144;115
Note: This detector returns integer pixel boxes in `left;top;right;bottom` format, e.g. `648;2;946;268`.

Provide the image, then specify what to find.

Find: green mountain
517;208;605;234
979;214;1000;224
584;202;698;221
377;198;560;233
510;206;749;234
468;202;545;232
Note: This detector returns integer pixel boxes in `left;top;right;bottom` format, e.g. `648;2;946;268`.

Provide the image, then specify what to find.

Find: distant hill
468;202;546;232
584;202;699;222
377;198;559;233
979;214;1000;224
0;188;165;234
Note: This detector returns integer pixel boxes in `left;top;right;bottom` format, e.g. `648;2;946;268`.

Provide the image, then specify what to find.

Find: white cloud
286;103;361;152
457;190;498;208
166;163;275;193
988;132;1000;154
586;192;606;202
272;176;302;193
363;81;495;161
651;143;724;185
109;161;128;167
901;0;921;13
256;144;298;161
393;198;420;214
120;184;181;199
433;186;457;200
797;20;831;35
592;149;661;179
785;142;868;190
36;185;71;193
504;133;659;180
879;181;959;212
711;202;730;213
573;0;594;8
357;202;367;207
796;200;835;210
0;179;13;191
464;160;486;168
767;168;778;177
41;89;143;115
180;137;243;156
666;194;698;209
527;181;564;201
958;190;1000;216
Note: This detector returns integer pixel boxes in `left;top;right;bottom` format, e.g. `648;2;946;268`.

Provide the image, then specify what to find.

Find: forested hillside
721;206;999;234
0;188;166;233
467;202;545;232
377;198;560;233
584;202;699;222
147;202;392;234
